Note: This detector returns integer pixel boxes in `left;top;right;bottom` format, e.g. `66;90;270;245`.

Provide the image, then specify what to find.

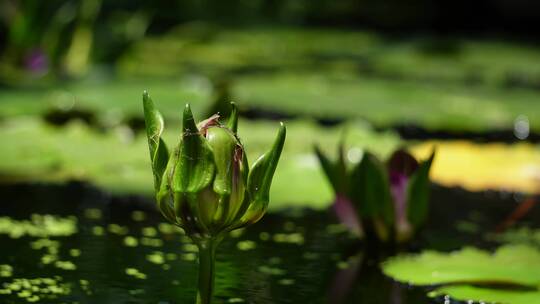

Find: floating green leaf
429;286;540;304
382;245;540;304
382;245;540;287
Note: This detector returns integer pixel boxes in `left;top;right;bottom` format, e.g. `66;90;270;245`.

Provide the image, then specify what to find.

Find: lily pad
382;245;540;287
0;117;398;210
429;286;540;304
412;141;540;194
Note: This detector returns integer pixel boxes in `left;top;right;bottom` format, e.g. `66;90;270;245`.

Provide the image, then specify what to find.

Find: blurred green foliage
2;27;539;132
119;27;540;89
117;27;540;131
1;6;540;206
0;0;151;82
0;117;399;209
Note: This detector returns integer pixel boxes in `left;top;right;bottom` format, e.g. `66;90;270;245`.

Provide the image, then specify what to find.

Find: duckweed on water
258;266;286;276
236;240;257;251
0;277;71;302
158;222;184;235
83;208;102;220
131;210;146;222
54;261;76;271
91;226;105;236
69;249;81;257
229;228;245;238
107;224;129;235
30;238;59;251
79;280;91;295
31;238;60;265
0;215;77;238
146;251;165;265
123;236;139;247
142;227;157;237
30;239;77;270
181;253;197;261
272;233;304;245
140;237;163;247
0;265;13;277
183;243;199;253
125;268;147;280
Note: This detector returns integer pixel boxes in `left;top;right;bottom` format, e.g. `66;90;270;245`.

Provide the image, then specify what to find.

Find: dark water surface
0;183;537;304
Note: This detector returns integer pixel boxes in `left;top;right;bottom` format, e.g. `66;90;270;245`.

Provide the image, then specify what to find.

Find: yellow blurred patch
411;141;540;194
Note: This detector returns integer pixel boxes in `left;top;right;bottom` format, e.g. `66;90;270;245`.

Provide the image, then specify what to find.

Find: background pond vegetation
1;2;540;303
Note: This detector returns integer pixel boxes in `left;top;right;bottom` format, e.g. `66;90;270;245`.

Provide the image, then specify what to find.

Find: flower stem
196;237;218;304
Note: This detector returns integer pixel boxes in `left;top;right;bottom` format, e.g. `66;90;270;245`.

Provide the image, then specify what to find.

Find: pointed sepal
314;140;348;195
226;102;238;134
314;145;339;193
142;90;169;190
171;104;215;194
406;149;436;228
349;152;393;225
241;122;286;224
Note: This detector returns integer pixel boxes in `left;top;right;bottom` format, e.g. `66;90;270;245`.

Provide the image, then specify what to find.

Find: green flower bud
143;91;286;239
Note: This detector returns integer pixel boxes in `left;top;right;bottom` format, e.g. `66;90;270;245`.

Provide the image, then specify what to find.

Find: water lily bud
143;92;286;304
315;140;435;244
143;92;286;239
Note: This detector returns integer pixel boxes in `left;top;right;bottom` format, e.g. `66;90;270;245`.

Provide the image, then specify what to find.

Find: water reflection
1;183;536;303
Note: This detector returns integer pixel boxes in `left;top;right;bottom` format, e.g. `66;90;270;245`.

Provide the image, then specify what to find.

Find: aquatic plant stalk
142;91;286;303
196;237;219;304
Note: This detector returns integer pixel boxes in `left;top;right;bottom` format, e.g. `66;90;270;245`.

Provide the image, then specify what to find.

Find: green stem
196;238;218;304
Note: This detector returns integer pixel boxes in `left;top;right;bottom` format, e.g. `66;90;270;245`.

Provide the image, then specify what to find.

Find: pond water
0;183;537;304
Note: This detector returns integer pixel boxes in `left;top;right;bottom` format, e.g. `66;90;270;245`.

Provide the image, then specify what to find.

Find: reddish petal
333;194;363;237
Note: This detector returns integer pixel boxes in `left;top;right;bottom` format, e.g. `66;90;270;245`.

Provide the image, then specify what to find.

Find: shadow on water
0;182;538;303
